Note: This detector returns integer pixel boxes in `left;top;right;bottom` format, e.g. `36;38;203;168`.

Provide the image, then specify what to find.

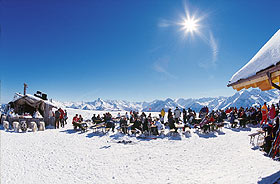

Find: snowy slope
142;98;184;112
229;29;280;84
56;89;280;112
1;108;280;184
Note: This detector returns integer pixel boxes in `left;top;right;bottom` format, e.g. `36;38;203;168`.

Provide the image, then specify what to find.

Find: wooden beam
228;62;280;87
267;72;280;90
229;68;280;91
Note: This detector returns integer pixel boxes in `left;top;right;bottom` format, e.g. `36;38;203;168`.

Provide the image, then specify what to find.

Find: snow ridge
53;89;280;112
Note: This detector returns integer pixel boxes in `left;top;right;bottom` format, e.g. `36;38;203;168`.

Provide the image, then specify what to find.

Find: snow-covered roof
12;93;56;107
25;94;56;107
228;29;280;85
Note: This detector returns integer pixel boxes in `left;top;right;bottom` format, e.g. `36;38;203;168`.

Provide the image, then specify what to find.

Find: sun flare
182;18;198;32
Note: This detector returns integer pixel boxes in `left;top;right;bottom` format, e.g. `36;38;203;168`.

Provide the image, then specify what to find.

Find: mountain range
54;89;280;112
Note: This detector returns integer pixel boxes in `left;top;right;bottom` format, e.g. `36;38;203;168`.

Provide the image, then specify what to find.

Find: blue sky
0;0;279;103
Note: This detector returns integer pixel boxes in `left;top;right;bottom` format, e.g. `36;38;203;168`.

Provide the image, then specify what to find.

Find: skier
261;102;268;126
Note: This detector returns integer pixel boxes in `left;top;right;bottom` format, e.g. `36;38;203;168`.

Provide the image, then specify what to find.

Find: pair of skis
268;127;280;159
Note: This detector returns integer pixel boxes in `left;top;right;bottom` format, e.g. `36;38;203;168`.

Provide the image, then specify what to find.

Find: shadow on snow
194;130;217;138
257;170;280;184
60;129;78;134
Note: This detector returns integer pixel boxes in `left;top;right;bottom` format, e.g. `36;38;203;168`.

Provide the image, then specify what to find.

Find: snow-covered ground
1;108;280;184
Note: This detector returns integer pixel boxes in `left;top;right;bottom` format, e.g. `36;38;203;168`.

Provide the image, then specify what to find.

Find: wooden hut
8;93;56;126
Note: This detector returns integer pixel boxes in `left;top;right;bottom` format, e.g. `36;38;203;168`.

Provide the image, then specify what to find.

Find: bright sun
182;18;198;32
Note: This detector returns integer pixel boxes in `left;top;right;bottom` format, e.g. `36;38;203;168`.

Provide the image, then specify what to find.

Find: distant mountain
0;104;7;113
56;89;280;112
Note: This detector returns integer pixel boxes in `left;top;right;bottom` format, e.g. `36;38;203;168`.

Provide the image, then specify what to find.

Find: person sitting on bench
229;110;237;128
91;114;97;123
104;112;115;132
168;116;177;133
154;118;164;135
209;115;216;131
239;109;247;128
120;117;128;134
131;117;142;134
72;114;80;130
93;114;103;124
199;115;210;133
78;115;83;123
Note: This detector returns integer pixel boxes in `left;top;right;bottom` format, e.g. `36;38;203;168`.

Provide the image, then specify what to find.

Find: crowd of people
224;102;279;156
71;107;228;135
52;108;68;129
69;103;279;135
68;102;279;158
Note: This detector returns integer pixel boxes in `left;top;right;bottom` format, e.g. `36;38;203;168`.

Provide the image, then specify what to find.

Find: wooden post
24;83;28;95
266;72;280;90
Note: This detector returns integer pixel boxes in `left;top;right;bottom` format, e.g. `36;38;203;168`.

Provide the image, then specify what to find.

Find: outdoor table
9;117;43;128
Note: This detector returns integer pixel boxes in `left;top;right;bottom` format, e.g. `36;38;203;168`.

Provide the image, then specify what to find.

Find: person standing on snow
54;109;60;129
59;108;65;128
261;102;268;126
125;112;129;120
161;108;165;122
183;108;187;124
269;104;276;122
159;114;164;125
174;107;181;124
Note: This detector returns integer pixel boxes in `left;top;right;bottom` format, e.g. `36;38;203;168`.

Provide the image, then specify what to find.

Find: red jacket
72;116;79;124
209;116;215;122
59;109;64;119
225;109;231;114
269;106;276;119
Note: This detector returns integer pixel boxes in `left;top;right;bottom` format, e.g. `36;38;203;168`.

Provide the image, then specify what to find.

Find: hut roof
12;93;56;107
228;29;280;91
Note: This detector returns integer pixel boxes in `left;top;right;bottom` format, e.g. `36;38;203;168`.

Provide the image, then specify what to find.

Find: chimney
24;83;28;95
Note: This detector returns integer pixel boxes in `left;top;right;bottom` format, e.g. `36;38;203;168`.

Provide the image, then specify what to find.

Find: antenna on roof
24;83;28;95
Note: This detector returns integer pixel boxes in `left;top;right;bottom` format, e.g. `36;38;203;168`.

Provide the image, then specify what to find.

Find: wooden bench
175;123;190;134
216;122;224;131
168;129;178;136
248;130;265;146
91;122;106;132
73;122;89;132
